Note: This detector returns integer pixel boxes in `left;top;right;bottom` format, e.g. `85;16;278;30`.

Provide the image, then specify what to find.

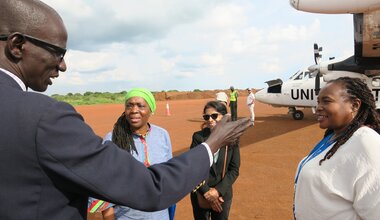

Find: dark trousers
190;193;232;220
229;101;237;121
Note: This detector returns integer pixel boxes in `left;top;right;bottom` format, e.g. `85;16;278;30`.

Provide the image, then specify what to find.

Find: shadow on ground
174;112;317;156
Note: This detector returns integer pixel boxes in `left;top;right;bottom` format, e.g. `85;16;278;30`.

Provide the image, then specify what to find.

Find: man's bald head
0;0;68;92
0;0;62;36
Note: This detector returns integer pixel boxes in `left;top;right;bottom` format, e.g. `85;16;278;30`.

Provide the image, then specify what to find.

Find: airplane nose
289;0;299;9
254;89;266;102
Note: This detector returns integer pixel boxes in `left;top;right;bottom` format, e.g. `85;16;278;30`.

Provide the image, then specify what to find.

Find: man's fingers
233;117;252;133
221;117;252;146
234;117;252;130
222;114;231;122
206;116;252;153
210;114;230;132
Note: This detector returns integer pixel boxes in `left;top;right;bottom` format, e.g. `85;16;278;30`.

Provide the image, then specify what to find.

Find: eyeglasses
203;113;220;121
0;33;66;60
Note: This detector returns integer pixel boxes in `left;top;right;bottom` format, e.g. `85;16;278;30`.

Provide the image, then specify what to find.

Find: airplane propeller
310;43;322;95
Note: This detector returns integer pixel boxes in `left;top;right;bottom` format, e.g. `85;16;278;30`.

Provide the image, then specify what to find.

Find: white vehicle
255;0;380;120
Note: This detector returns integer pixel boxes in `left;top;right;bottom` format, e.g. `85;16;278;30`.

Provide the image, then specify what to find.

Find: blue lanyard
293;133;335;219
294;133;335;184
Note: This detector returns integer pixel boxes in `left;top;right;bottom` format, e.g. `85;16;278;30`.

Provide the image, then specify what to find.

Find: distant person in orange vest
246;88;255;125
229;86;238;121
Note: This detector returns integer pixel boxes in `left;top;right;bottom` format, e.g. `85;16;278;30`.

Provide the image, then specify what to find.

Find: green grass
51;91;127;106
50;89;210;106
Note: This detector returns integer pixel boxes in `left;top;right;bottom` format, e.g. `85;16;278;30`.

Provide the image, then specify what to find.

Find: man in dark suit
0;1;251;219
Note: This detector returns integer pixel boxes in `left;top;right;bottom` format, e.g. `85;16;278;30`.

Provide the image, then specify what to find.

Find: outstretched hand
205;116;251;154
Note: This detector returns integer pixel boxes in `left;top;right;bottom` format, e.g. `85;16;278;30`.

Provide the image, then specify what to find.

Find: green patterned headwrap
125;88;156;113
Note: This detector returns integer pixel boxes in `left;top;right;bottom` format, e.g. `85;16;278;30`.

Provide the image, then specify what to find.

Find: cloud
67;50;116;74
201;53;224;66
40;0;353;95
267;19;320;42
44;0;225;50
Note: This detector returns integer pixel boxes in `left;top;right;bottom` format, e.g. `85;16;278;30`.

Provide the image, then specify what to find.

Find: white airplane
255;64;325;120
255;53;380;120
255;0;380;120
255;44;340;120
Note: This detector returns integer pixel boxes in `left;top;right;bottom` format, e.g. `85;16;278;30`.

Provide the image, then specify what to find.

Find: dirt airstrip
81;94;325;220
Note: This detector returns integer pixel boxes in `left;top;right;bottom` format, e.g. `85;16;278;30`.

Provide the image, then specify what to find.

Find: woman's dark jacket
190;127;240;201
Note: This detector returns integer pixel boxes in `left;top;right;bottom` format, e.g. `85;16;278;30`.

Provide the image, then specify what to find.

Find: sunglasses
203;113;220;121
0;33;66;60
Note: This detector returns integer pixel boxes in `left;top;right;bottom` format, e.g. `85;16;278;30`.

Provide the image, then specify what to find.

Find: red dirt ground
79;95;325;220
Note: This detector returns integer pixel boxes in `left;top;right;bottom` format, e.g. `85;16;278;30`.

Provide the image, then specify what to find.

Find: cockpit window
290;70;311;80
294;72;303;80
289;70;301;80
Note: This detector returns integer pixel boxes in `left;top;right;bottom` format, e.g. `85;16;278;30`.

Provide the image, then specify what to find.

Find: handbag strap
222;146;228;178
192;146;228;194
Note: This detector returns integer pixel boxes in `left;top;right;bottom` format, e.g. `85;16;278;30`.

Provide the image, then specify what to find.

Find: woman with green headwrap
89;88;175;220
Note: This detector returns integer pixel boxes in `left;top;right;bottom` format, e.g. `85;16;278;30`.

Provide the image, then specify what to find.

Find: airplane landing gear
288;107;304;120
293;110;304;120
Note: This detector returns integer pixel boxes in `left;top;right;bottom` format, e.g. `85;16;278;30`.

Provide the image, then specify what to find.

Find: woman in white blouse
293;77;380;220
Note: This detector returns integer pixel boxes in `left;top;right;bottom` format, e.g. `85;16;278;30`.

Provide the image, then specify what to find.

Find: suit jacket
0;70;209;220
190;127;240;201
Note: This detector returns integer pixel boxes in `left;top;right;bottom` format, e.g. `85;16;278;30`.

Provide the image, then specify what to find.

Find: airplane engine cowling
290;0;380;14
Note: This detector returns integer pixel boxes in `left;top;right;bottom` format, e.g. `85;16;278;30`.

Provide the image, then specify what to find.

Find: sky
41;0;354;95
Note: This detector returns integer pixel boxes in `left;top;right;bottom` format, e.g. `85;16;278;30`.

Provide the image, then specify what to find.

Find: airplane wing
289;0;380;14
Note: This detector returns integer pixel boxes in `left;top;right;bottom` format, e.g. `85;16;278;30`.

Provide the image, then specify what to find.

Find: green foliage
193;89;202;92
51;91;126;106
84;91;93;96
